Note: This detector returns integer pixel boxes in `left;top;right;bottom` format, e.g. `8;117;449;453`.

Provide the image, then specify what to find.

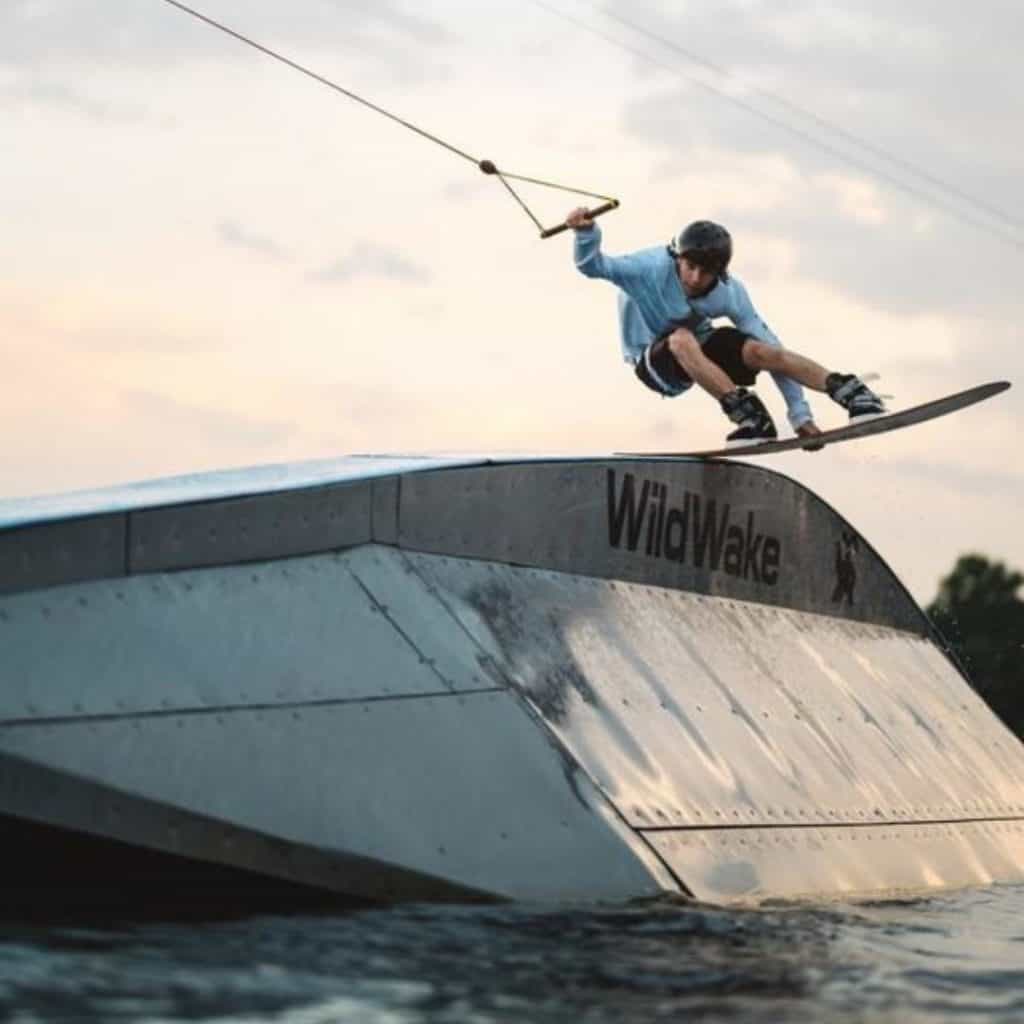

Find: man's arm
569;211;645;288
728;279;815;431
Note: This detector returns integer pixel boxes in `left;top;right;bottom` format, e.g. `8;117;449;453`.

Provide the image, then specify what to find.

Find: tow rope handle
539;200;621;239
476;159;620;240
158;5;624;243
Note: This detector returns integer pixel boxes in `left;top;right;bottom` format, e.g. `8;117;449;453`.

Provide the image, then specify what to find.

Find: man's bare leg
740;338;885;427
741;340;830;391
666;329;832;395
666;329;738;399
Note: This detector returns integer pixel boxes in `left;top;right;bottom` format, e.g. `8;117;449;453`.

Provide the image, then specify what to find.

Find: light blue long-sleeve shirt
574;223;813;430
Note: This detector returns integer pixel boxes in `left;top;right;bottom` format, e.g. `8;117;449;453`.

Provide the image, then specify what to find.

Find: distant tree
927;554;1024;737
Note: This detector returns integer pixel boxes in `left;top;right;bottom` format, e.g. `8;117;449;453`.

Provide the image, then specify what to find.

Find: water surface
2;884;1023;1022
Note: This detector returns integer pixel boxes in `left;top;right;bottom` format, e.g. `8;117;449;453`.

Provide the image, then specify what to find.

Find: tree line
927;555;1024;738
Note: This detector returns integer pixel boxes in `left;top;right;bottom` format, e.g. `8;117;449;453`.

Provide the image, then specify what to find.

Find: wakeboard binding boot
826;373;886;421
721;387;778;447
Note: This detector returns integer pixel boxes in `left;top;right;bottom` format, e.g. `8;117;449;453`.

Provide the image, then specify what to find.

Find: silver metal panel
645;821;1024;904
344;548;501;691
371;476;400;544
130;481;372;572
398;462;925;632
1;457;927;635
0;515;125;596
0;750;490;903
410;554;1024;830
2;456;1023;903
0;692;676;902
0;455;489;531
0;547;487;721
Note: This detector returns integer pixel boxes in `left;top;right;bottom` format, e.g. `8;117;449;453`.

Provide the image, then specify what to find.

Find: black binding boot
826;373;886;421
720;387;778;447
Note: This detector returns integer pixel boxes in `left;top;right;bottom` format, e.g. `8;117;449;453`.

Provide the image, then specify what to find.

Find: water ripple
1;884;1024;1022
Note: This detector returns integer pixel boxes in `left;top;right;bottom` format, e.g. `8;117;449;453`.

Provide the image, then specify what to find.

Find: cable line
158;0;619;238
529;0;1022;252
595;5;1024;236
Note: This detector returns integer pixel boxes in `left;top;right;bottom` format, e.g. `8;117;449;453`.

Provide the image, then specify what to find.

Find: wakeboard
621;380;1011;459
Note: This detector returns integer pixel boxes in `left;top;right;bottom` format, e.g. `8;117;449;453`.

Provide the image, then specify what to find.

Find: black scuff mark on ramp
465;579;600;724
395;554;625;807
395;554;602;726
460;575;662;801
392;553;595;809
396;551;695;897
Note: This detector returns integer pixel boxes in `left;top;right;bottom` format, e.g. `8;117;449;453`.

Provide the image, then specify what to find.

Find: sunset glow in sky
4;0;1022;600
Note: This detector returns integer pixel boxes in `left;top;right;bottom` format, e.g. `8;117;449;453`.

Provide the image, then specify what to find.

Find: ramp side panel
396;462;926;633
1;459;928;639
645;822;1024;903
0;455;486;532
0;547;495;721
0;751;491;904
0;692;675;902
410;554;1024;829
0;515;126;597
130;481;372;573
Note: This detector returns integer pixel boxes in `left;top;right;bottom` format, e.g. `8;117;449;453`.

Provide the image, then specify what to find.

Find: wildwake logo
832;531;859;606
606;469;782;584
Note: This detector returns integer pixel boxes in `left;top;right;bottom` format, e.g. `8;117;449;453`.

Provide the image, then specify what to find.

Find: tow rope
159;0;620;238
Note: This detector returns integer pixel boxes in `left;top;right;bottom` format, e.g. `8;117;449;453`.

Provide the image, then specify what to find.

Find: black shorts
634;326;758;396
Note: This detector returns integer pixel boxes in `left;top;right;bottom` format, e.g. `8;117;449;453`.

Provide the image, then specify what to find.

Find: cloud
868;453;1023;503
0;0;453;71
608;0;1023;270
120;389;293;448
307;240;431;284
0;282;225;355
0;75;146;121
319;0;452;46
599;0;1023;353
218;220;290;261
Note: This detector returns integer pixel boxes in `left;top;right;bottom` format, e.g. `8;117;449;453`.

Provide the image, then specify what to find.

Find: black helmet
668;220;732;279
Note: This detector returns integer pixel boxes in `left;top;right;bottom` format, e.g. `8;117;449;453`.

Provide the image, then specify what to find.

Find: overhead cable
529;0;1022;251
597;5;1024;236
158;0;619;238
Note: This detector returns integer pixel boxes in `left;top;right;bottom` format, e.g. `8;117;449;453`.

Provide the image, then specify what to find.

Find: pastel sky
3;0;1022;601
